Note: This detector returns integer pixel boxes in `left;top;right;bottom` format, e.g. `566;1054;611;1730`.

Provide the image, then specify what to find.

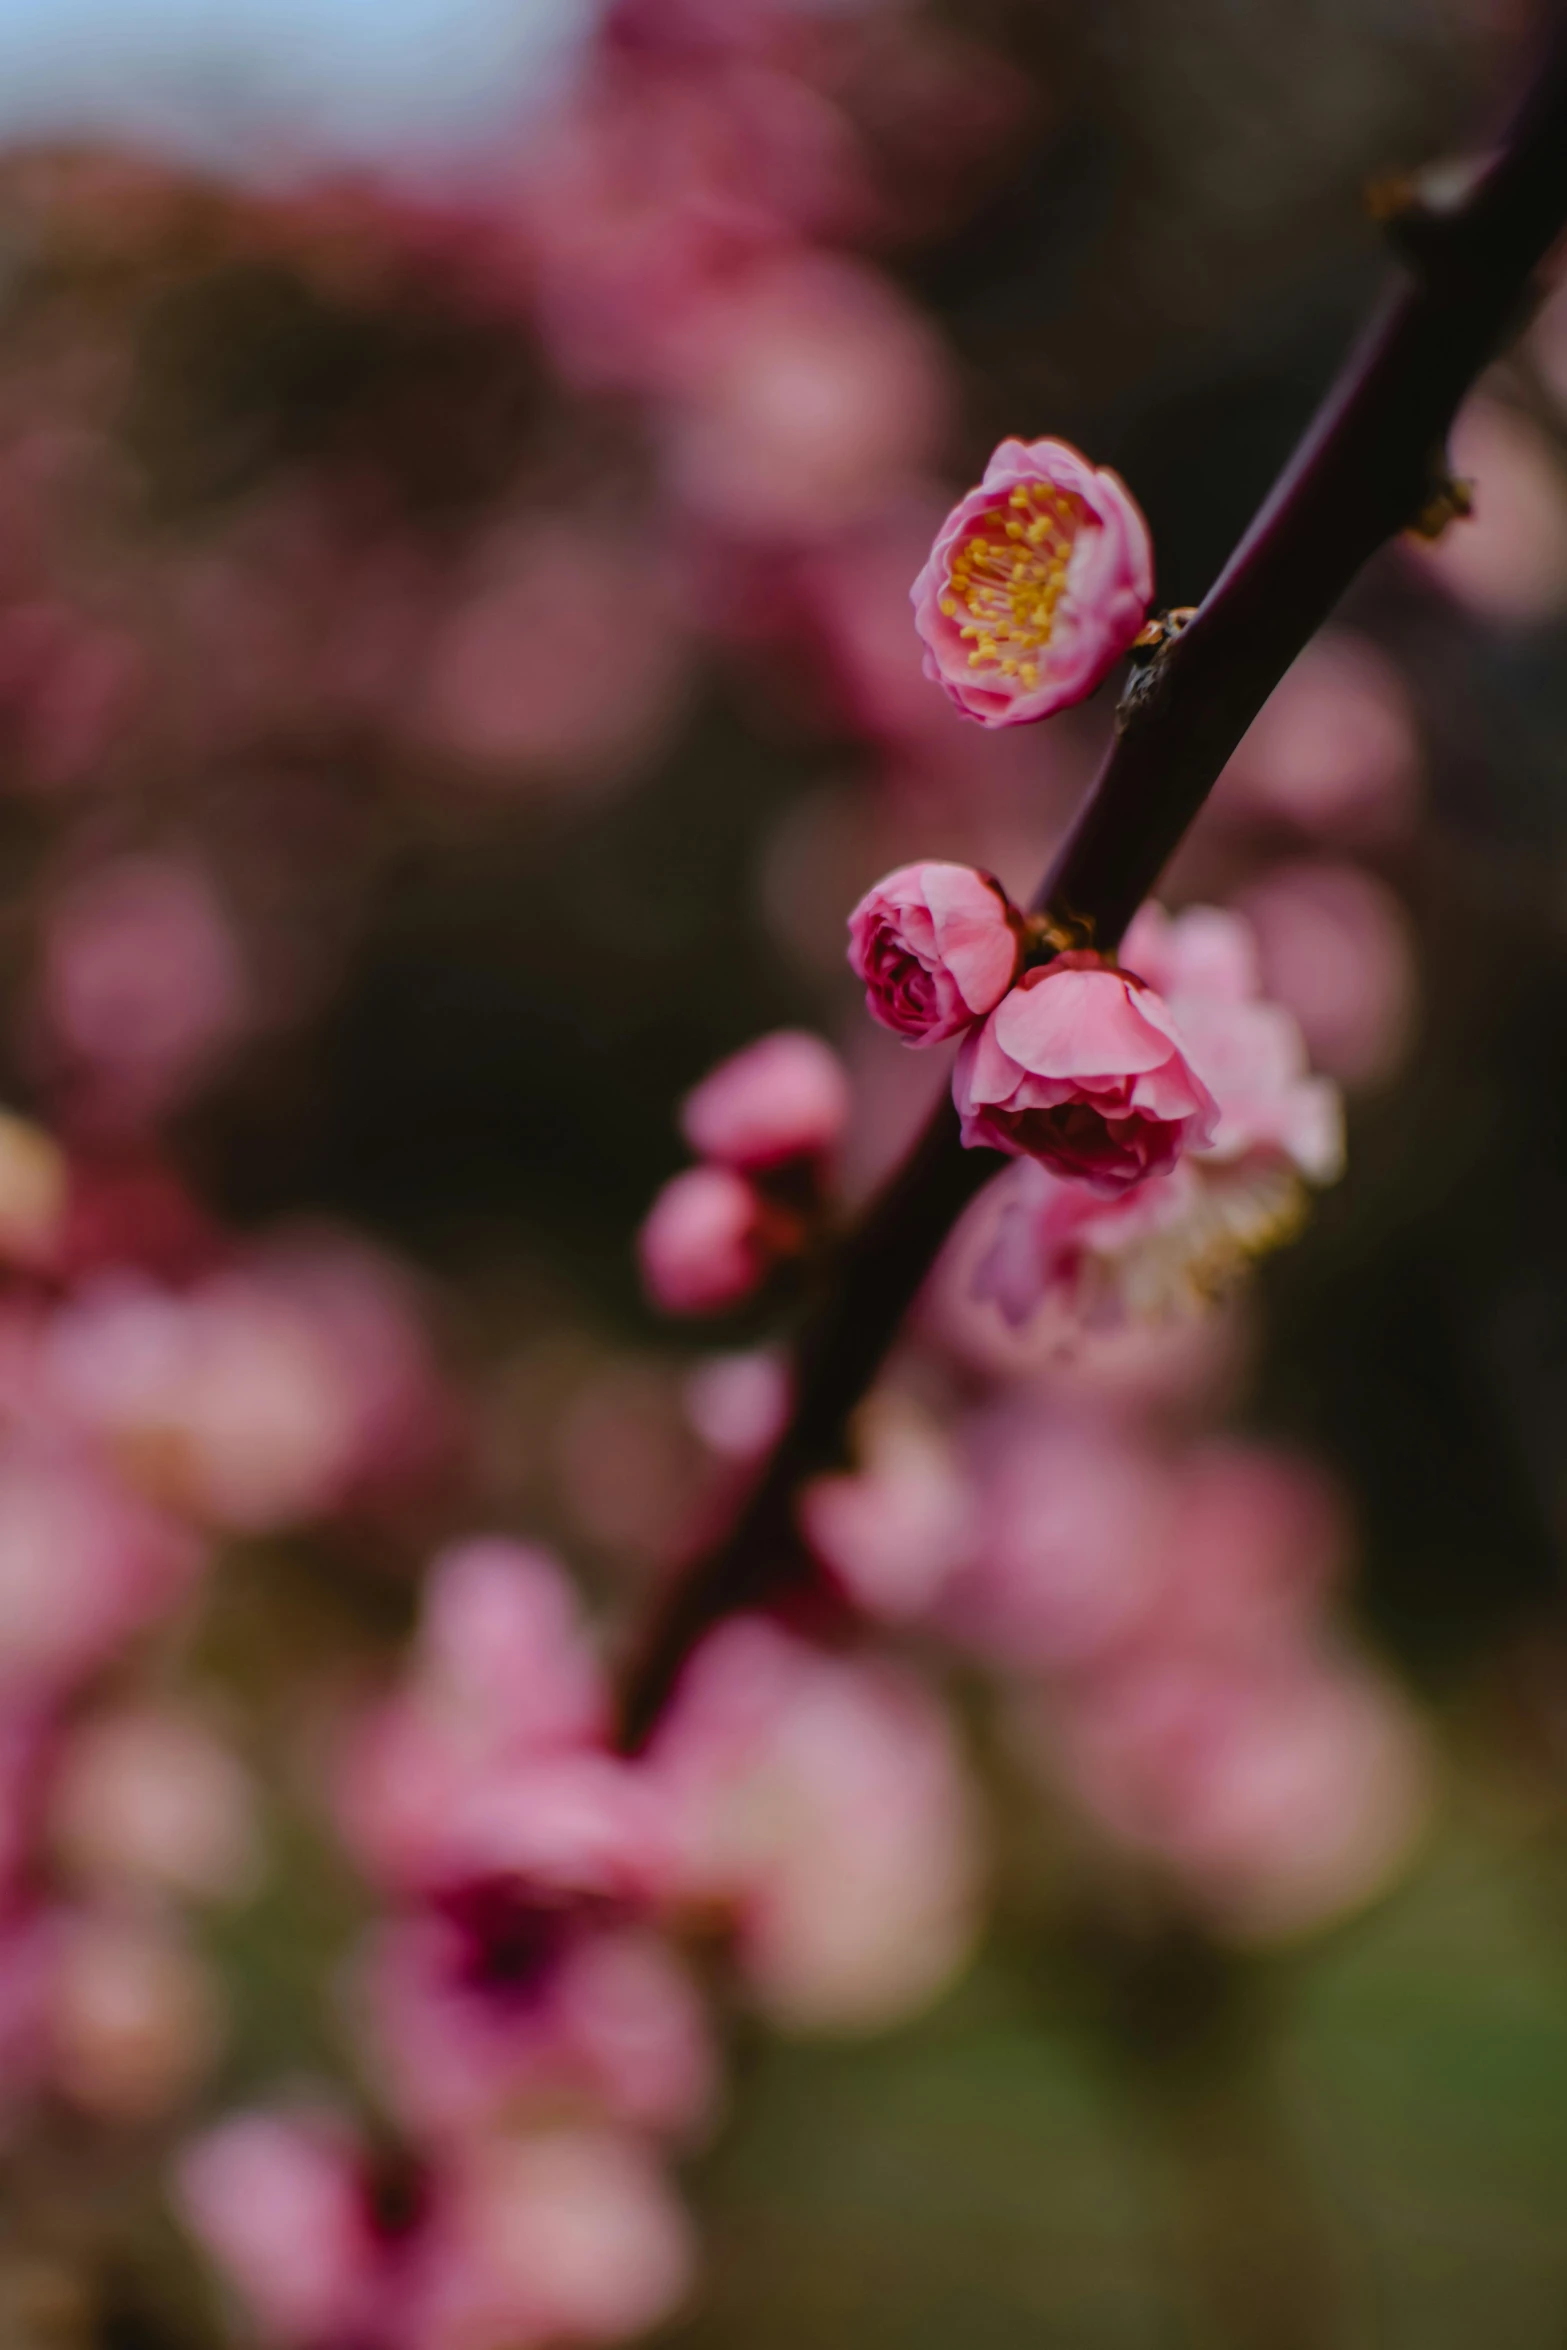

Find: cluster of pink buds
849;861;1224;1201
638;1030;849;1315
180;1535;981;2348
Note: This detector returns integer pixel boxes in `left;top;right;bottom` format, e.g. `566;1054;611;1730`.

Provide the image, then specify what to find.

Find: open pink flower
679;1030;848;1171
912;437;1152;726
847;862;1022;1045
952;954;1217;1193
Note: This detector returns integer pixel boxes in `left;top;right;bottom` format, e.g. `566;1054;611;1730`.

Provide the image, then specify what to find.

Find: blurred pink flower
180;2109;695;2350
353;1902;713;2143
660;254;948;538
419;522;690;790
1407;395;1567;625
651;1617;981;2030
337;1536;709;2143
36;856;249;1127
1120;902;1344;1179
682;1348;791;1461
1136;1441;1350;1667
954;1413;1174;1673
0;1438;198;1696
411;2127;695;2350
638;1165;770;1317
953;954;1218;1192
1032;1648;1431;1943
177;2108;387;2347
1214;631;1422;843
50;1902;222;2121
680;1030;848;1171
912;438;1152;725
339;1544;675;1922
847;861;1022;1044
800;1391;973;1620
1237;860;1418;1091
42;1237;449;1533
48;1703;259;1904
517;57;862;392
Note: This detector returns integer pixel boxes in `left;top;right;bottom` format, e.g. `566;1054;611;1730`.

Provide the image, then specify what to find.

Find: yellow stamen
942;477;1085;685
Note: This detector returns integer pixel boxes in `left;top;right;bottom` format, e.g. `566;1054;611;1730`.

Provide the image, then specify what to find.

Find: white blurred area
0;0;598;171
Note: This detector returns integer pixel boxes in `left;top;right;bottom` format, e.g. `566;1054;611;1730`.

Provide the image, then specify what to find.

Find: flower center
940;481;1086;686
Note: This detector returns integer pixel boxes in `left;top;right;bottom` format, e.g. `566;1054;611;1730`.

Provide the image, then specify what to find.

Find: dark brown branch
617;5;1567;1750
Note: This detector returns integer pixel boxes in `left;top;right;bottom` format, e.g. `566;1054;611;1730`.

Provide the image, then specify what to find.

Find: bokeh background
1;0;1567;2345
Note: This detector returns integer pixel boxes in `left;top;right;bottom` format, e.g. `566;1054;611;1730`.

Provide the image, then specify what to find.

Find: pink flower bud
912;437;1153;727
637;1165;767;1316
679;1030;848;1171
846;861;1022;1045
952;954;1218;1194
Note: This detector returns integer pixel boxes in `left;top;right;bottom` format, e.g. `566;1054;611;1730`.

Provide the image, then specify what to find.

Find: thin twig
618;4;1567;1750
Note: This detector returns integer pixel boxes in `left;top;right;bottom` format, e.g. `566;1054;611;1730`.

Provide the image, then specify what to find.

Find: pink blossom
41;1239;450;1533
176;2108;385;2346
50;1904;222;2121
953;954;1218;1193
48;1704;259;1904
800;1392;973;1620
517;63;859;395
912;437;1152;726
954;1415;1175;1673
682;1348;790;1461
650;1617;981;2030
0;1438;198;1696
969;904;1343;1330
1215;631;1421;843
679;1029;848;1170
1139;1442;1350;1667
417;1538;609;1758
637;1164;769;1316
36;856;249;1127
419;521;690;790
352;1905;714;2143
414;2127;695;2350
1031;1650;1431;1943
975;1150;1308;1331
1407;395;1567;626
846;861;1022;1044
179;2110;694;2350
1120;903;1344;1180
660;254;948;538
334;1541;616;1892
1237;861;1417;1091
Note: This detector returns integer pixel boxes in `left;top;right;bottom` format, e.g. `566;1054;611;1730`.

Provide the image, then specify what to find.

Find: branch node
1117;606;1198;732
1409;470;1475;539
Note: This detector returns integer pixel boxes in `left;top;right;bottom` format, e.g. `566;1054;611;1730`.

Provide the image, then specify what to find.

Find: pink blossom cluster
639;1030;849;1315
0;1105;465;2153
972;901;1344;1329
0;1122;259;2136
847;864;1339;1287
182;1535;981;2347
802;1340;1429;1946
848;862;1224;1203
